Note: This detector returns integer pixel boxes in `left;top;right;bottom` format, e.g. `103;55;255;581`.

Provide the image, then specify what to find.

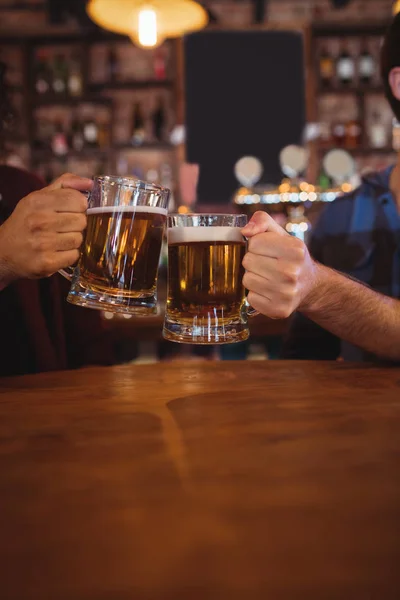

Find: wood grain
1;361;400;599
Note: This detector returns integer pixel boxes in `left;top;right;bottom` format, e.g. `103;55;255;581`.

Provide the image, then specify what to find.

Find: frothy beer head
168;226;244;245
87;205;168;216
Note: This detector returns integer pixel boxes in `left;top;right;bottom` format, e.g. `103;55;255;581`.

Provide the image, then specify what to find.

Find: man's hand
241;211;319;319
0;173;92;289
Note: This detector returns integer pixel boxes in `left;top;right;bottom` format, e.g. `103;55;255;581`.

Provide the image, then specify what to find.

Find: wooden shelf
115;142;174;152
312;24;389;38
89;80;174;92
32;95;113;108
8;84;24;92
318;86;384;96
31;147;110;162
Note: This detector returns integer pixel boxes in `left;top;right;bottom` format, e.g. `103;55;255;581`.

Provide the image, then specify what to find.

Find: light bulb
394;0;400;14
138;7;158;47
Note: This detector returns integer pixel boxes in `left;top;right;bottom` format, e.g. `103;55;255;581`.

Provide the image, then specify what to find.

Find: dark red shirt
0;165;114;376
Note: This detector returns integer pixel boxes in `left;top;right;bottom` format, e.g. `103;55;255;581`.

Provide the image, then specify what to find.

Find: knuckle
77;213;87;230
73;232;84;248
69;191;87;212
247;290;258;308
38;255;56;277
25;214;37;232
242;252;252;270
24;192;40;211
59;172;74;181
64;249;80;266
33;238;50;253
282;268;298;285
242;271;252;290
271;304;292;320
290;238;306;259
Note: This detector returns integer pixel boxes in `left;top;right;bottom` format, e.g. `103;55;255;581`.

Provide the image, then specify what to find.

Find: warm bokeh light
138;8;158;47
87;0;208;48
393;0;400;15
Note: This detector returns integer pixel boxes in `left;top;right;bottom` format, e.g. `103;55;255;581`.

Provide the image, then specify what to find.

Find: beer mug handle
245;298;259;318
58;266;75;281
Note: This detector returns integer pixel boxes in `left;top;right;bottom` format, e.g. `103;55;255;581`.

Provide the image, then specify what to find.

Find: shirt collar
362;165;395;205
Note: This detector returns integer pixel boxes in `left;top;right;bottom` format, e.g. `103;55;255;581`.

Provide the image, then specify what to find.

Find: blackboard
185;30;305;204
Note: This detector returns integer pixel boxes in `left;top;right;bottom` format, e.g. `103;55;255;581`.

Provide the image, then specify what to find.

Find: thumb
241;210;287;238
47;173;93;192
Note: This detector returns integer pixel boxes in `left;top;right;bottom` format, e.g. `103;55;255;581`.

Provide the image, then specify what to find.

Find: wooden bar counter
1;361;400;599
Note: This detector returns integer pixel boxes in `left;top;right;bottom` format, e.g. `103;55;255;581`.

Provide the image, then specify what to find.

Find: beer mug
163;214;257;344
60;176;169;315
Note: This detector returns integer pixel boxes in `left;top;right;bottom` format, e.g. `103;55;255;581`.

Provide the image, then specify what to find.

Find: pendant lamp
87;0;208;48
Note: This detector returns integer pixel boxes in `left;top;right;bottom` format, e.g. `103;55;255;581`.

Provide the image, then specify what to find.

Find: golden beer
79;205;167;299
165;226;248;343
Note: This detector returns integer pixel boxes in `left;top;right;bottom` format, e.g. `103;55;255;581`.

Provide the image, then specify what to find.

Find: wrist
299;261;328;315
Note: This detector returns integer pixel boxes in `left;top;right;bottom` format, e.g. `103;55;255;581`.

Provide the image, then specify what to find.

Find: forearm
302;263;400;360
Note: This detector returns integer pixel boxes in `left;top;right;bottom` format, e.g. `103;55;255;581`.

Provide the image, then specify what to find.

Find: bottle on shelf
52;54;69;95
358;39;375;86
332;121;346;147
131;102;146;146
51;121;68;157
82;112;99;147
70;114;85;152
98;121;110;149
345;119;362;149
107;45;118;82
35;49;51;95
319;44;335;88
152;97;166;142
336;40;355;87
317;169;331;191
369;111;389;149
153;48;166;80
68;54;83;97
34;117;53;150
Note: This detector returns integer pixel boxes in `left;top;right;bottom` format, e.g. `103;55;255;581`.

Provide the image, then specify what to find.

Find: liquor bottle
51;121;68;156
358;39;375;86
98;121;110;149
317;169;331;191
107;45;118;82
332;121;346;146
83;113;99;147
369;111;388;149
68;54;83;97
131;103;145;146
345;119;362;149
153;48;166;80
152;98;166;142
336;41;355;86
319;45;335;88
70;115;85;152
35;50;51;95
52;54;69;95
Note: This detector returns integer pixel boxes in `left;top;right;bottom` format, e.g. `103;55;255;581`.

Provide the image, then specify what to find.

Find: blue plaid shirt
283;165;400;361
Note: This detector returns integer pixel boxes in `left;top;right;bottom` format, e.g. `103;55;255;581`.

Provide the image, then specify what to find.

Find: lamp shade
87;0;208;38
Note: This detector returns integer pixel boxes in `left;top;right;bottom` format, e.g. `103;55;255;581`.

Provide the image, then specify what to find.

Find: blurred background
0;0;398;363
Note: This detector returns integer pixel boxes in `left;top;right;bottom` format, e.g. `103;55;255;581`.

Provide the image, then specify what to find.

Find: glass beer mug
163;214;257;344
60;176;170;315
